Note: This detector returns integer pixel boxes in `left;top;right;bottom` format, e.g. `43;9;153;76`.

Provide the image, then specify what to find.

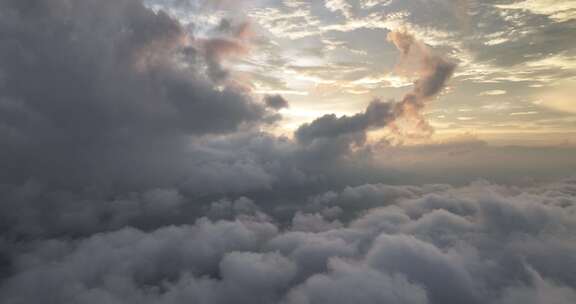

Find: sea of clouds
0;1;575;303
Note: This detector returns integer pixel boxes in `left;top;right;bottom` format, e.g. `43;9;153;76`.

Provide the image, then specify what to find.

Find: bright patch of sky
146;0;576;144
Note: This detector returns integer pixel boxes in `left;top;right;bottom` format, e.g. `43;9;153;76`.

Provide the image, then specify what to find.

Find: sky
0;1;576;304
147;0;576;145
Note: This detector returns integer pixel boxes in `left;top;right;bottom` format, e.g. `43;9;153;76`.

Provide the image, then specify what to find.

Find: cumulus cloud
285;258;428;304
2;178;576;303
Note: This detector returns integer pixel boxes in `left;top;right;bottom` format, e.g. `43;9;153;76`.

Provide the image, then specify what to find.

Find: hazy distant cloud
264;94;290;110
479;89;507;96
495;0;576;22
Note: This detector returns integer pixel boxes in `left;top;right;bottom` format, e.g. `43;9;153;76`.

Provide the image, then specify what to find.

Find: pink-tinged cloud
295;30;456;145
388;30;456;136
197;21;252;83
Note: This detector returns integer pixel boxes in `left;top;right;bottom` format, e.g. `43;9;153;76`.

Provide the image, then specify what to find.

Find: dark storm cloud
0;0;271;187
0;0;290;242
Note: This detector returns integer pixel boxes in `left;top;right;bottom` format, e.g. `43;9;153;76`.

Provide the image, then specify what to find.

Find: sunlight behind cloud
536;81;576;114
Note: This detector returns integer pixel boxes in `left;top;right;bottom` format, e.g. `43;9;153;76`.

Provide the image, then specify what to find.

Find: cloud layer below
2;178;576;304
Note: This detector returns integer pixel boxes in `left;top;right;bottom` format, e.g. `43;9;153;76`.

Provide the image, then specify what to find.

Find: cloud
264;94;290;110
293;29;456;149
2;178;576;303
499;267;576;304
535;80;576;114
294;100;393;144
197;20;252;83
325;0;355;19
495;0;576;23
0;0;277;188
387;30;457;135
0;1;575;304
285;258;428;304
479;90;507;96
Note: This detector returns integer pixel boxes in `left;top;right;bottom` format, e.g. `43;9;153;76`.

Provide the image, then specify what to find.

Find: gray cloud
199;20;252;83
285;258;428;304
295;100;393;144
0;1;575;304
0;0;274;188
367;234;480;304
264;94;290;110
1;179;576;303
